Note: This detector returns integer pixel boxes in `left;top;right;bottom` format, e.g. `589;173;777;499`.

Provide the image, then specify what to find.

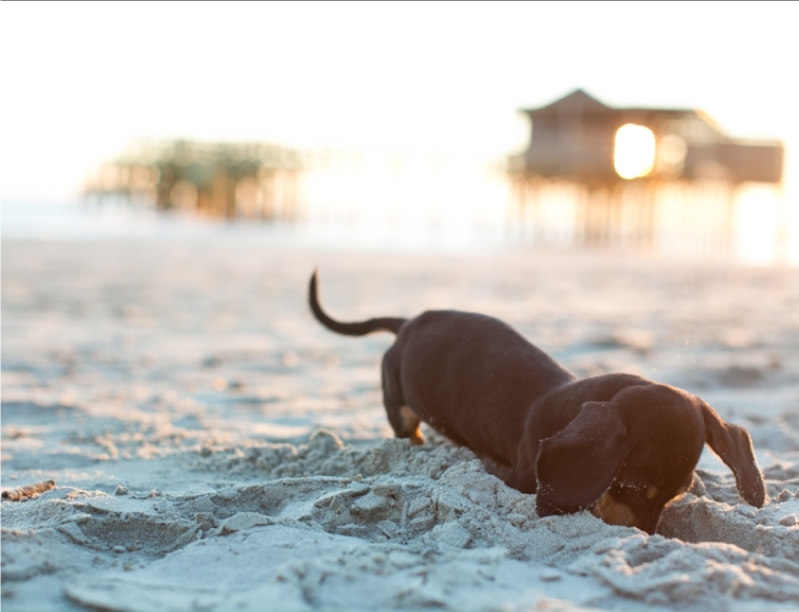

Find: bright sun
614;123;657;180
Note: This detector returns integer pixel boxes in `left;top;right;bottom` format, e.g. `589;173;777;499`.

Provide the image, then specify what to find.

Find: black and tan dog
308;271;765;534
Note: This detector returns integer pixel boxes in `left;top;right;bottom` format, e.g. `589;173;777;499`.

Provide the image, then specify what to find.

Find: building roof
521;89;728;142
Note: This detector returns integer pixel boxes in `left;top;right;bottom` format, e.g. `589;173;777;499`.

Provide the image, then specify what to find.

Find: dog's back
386;309;575;463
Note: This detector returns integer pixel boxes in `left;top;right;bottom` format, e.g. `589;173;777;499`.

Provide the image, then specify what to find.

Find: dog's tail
308;270;406;336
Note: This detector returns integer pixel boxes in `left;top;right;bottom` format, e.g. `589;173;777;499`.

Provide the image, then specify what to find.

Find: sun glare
614;123;656;180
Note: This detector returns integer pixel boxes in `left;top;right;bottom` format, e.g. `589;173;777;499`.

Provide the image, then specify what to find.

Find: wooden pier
84;140;304;221
509;90;784;249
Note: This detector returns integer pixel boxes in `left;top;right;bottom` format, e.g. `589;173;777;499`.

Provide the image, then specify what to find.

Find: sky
0;1;796;200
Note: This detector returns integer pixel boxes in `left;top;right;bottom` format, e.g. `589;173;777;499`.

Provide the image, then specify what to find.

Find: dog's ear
700;400;766;507
535;401;629;516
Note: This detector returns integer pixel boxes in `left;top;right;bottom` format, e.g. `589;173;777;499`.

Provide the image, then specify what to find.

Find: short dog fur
308;271;765;534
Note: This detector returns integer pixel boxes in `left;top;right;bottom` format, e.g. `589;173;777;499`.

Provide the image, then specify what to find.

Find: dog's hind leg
381;350;425;445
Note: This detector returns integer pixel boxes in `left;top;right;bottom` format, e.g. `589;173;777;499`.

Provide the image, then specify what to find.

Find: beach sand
2;237;798;611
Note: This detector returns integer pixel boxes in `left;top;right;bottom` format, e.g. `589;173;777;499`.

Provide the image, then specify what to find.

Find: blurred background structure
508;89;784;248
81;86;786;255
84;140;303;221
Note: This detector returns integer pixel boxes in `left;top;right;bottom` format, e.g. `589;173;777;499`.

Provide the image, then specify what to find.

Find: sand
2;236;798;611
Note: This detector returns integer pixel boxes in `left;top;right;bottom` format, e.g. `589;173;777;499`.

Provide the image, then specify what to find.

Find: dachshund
308;271;765;534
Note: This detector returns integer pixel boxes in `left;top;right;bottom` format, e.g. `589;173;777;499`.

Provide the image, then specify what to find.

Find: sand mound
4;430;798;612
